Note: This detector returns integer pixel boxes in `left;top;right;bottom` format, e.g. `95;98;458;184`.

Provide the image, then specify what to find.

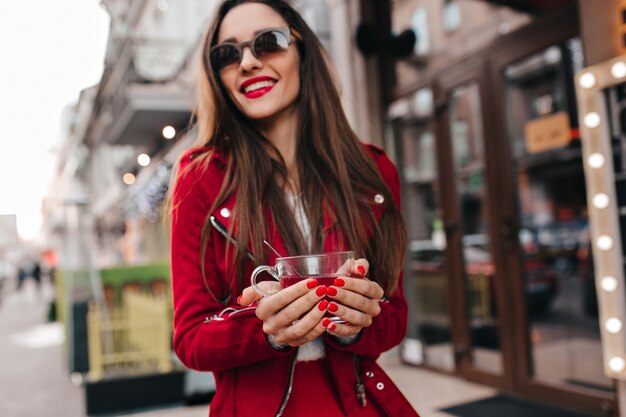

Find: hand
238;278;330;347
323;259;384;338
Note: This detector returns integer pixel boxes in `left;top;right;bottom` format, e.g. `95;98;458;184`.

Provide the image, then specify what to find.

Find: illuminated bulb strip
606;318;623;334
579;72;597;89
601;276;618;292
587;153;605;169
596;235;614;251
592;193;610;209
610;357;626;373
584;112;601;128
574;55;626;380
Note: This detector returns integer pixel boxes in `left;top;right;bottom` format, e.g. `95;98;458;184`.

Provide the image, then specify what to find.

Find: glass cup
251;251;355;298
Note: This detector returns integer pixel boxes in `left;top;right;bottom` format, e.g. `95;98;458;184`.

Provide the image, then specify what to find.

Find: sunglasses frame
209;26;299;72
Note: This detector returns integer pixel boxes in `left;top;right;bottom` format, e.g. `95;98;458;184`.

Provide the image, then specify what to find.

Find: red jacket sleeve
327;146;408;356
170;151;290;372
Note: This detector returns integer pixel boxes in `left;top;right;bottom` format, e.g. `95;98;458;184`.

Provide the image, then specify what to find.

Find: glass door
387;87;456;372
436;62;507;386
487;20;617;410
502;39;614;398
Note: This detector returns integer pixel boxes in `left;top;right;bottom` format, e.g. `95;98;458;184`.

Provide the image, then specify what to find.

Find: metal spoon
263;240;283;258
263;240;303;278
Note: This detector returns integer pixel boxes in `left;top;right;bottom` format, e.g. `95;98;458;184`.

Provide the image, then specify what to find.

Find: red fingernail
334;277;345;287
357;265;366;275
322;318;332;327
327;323;337;331
236;295;243;305
318;300;329;311
315;286;327;296
328;302;339;312
327;286;337;296
307;279;319;289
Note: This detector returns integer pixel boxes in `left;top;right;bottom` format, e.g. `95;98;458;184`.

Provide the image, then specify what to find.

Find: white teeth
243;80;275;93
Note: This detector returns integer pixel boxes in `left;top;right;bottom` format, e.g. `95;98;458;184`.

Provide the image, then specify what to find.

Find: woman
170;1;419;416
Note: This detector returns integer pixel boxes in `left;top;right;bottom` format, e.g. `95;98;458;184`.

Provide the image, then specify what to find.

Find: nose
239;46;262;72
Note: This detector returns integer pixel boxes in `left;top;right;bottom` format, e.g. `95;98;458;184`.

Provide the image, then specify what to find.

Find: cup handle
251;265;280;297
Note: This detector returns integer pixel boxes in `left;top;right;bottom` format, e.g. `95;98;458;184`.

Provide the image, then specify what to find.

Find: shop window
443;0;460;33
411;7;430;55
391;0;532;95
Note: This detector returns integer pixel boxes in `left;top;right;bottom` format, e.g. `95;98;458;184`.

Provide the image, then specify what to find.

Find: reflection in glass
504;40;612;394
389;89;454;371
411;7;430;55
449;82;502;374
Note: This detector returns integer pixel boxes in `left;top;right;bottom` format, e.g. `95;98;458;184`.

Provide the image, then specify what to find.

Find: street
0;278;84;416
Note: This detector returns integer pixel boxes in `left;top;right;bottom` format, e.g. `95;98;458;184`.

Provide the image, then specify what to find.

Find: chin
240;106;280;121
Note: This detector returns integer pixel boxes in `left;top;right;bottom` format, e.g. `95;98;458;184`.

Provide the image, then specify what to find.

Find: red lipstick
240;76;276;99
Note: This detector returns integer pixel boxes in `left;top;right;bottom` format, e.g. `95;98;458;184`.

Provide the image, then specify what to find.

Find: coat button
374;194;385;204
376;382;384;390
365;371;374;378
220;208;231;218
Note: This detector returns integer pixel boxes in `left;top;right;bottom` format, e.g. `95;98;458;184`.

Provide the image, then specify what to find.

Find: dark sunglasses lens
210;45;241;71
253;30;290;58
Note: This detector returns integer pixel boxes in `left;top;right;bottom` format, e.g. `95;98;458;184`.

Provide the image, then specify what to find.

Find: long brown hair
181;0;406;298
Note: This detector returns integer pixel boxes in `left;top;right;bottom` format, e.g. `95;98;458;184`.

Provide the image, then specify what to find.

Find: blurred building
373;0;625;415
43;0;626;415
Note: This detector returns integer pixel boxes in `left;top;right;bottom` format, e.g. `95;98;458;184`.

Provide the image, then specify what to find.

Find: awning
102;83;192;146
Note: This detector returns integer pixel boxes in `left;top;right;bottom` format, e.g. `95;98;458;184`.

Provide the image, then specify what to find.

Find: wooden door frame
434;56;515;390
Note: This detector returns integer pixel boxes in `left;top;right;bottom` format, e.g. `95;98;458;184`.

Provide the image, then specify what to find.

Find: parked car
409;234;559;317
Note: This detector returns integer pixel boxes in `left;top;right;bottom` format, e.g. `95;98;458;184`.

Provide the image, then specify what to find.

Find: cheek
220;74;244;106
219;71;238;95
284;62;301;95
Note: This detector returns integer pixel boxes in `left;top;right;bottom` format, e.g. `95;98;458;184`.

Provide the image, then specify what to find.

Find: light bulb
592;193;609;209
601;276;618;292
584;112;601;128
588;153;605;169
597;235;614;251
138;154;151;167
609;356;625;372
612;62;626;79
123;173;136;185
162;126;176;139
606;318;623;334
579;72;596;89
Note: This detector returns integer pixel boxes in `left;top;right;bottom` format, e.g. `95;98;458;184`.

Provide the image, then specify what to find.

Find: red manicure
328;302;339;312
322;318;332;327
327;323;337;331
334;277;345;287
315;286;327;296
306;279;319;289
318;300;329;311
326;286;338;297
357;265;366;275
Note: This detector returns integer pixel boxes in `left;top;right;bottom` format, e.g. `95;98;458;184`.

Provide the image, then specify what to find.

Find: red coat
170;143;420;417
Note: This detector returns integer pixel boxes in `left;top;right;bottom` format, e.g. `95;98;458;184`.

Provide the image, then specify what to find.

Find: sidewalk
0;278;494;417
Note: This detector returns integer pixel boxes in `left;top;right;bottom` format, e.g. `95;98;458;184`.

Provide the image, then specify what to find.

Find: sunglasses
209;26;298;73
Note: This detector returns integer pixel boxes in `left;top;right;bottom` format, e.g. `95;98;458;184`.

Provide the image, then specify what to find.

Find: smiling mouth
242;80;276;94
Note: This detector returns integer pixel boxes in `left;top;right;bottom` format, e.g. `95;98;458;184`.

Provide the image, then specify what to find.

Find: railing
412;269;494;325
87;292;173;380
413;270;450;326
